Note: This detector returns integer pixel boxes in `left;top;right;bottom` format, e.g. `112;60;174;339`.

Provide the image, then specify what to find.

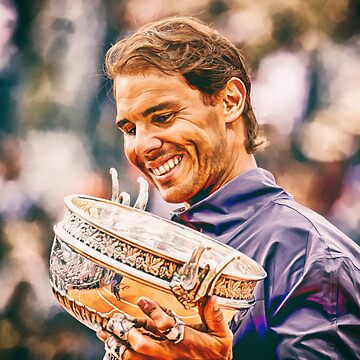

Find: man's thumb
202;296;229;335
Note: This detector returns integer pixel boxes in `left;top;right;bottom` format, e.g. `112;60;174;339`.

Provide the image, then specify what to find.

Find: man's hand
97;296;233;360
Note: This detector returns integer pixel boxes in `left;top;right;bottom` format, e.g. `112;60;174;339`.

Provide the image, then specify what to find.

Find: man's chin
157;186;193;204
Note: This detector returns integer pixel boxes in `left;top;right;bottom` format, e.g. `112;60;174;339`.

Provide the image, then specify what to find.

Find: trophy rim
63;194;267;281
50;232;257;312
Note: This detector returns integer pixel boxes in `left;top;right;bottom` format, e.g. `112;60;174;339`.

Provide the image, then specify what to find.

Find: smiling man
114;73;255;204
98;17;360;360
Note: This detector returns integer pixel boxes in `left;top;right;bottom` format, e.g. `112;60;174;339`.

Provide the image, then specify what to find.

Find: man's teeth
152;156;181;176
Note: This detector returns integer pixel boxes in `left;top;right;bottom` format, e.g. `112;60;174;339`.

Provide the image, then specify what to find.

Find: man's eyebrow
115;118;129;128
141;101;179;117
116;101;179;126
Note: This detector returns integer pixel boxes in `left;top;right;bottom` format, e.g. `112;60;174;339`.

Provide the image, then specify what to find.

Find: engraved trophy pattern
49;168;266;354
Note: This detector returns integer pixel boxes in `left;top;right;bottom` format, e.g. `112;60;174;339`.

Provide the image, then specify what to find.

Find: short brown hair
105;16;266;153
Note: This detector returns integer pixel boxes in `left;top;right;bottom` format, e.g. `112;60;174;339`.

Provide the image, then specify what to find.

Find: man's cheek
124;144;136;166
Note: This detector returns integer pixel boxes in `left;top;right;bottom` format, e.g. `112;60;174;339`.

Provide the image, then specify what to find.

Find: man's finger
126;327;172;357
106;313;137;342
97;329;109;342
202;296;230;335
133;317;163;335
137;297;175;332
104;335;152;360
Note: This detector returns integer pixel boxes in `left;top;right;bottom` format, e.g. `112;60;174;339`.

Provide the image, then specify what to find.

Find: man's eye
154;113;173;123
123;125;136;135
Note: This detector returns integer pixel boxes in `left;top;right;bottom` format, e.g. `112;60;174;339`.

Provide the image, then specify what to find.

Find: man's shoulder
264;196;331;231
253;197;359;265
235;195;358;260
240;196;322;247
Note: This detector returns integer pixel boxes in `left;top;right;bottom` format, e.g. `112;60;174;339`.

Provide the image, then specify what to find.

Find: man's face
114;72;230;204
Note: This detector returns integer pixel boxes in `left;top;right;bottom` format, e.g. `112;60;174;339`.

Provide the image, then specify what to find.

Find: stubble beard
159;141;227;204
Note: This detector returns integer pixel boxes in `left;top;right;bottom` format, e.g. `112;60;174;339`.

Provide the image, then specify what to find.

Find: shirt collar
171;168;291;238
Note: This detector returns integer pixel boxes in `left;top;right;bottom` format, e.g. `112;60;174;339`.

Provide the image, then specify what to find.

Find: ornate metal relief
213;278;255;300
51;284;108;330
62;210;178;281
61;210;256;303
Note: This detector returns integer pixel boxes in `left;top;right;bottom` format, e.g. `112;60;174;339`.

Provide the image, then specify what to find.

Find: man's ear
222;77;247;124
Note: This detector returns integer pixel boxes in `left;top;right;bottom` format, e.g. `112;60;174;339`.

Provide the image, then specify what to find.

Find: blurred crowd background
0;0;359;359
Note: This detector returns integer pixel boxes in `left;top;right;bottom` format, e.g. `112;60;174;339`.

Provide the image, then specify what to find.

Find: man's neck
186;154;257;207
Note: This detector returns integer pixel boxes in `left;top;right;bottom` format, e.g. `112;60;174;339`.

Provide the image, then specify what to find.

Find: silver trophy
49;168;266;356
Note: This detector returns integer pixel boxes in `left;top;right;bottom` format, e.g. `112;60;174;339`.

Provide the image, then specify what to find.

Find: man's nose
134;127;162;156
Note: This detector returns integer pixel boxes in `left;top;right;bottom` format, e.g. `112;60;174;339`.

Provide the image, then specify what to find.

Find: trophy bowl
49;170;266;333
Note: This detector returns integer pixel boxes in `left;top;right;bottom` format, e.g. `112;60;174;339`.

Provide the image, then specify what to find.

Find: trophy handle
200;253;241;297
109;168;148;209
134;177;149;210
110;168;120;203
170;246;240;309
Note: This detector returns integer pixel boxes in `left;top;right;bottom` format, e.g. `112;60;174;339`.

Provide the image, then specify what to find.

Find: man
97;17;360;359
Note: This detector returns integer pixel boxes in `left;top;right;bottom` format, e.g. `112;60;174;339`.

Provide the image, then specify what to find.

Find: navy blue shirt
172;168;360;359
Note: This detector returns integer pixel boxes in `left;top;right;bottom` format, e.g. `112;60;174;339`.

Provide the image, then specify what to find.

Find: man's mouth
149;155;183;176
